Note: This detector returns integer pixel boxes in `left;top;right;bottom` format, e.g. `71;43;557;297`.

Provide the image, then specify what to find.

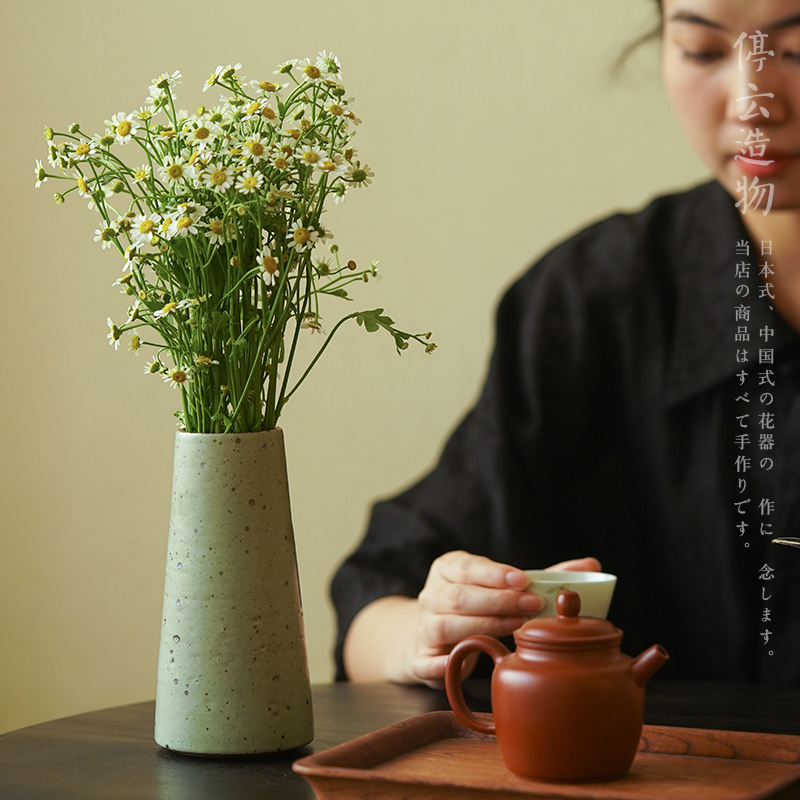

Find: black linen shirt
331;180;800;684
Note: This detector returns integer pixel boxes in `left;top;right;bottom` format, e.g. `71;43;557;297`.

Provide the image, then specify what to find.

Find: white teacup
523;570;617;619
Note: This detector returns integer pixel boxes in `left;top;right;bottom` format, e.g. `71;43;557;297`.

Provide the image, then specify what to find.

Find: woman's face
662;0;800;210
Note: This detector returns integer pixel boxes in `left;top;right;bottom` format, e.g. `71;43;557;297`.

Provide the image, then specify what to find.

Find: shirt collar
664;180;800;407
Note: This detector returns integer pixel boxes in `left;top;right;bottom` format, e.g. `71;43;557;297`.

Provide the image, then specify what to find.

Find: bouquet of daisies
36;55;434;433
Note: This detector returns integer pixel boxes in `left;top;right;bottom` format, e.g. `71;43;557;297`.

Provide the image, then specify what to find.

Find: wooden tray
292;711;800;800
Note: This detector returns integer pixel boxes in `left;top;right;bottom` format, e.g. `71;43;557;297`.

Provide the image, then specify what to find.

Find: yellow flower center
133;168;148;181
176;216;192;230
241;176;258;190
77;175;89;193
293;227;311;245
139;219;155;234
194;126;210;140
75;143;91;156
321;160;337;172
302;151;320;164
116;120;132;137
161;302;178;315
171;370;188;384
249;141;264;156
261;106;277;121
167;163;183;179
210;169;227;185
130;334;141;351
209;220;223;235
259;80;277;92
328;104;344;116
274;156;289;170
286;129;300;140
304;64;321;80
261;256;278;274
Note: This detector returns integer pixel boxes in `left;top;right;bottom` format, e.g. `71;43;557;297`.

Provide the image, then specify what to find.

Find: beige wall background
0;0;708;734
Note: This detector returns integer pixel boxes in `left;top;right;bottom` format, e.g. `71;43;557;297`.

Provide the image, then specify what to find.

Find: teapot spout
630;644;669;687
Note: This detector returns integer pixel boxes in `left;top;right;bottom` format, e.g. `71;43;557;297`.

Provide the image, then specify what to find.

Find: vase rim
176;427;283;436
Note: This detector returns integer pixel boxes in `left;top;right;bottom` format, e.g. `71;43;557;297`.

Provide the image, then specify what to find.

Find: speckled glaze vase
154;429;314;755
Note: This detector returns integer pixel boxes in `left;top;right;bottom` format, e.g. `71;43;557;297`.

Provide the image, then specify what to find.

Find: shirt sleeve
329;219;629;681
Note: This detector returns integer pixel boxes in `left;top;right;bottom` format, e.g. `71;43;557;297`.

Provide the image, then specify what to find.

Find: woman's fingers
418;610;530;652
431;550;529;590
421;580;542;616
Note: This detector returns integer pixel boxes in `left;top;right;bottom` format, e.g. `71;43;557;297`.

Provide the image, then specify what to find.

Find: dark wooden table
1;680;800;799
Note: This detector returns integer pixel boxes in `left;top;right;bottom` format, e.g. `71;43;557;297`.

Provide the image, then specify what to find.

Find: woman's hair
610;0;663;77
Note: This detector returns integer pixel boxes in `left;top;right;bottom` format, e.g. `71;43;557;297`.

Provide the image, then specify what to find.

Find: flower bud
44;126;54;140
53;193;65;205
348;260;357;270
69;123;80;134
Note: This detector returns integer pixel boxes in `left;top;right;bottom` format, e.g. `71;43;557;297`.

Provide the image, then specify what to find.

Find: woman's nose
725;51;788;127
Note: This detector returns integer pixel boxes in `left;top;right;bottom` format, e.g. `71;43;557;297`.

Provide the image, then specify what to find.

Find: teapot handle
444;635;510;736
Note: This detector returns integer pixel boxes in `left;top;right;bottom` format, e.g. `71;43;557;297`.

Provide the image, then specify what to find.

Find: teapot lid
513;590;622;649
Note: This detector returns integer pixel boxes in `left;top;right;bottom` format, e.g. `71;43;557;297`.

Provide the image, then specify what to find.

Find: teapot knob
556;590;581;618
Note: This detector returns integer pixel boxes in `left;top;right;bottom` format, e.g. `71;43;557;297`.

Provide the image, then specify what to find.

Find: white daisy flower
316;225;334;243
256;101;280;125
163;366;191;389
132;165;151;183
332;185;347;204
94;226;117;250
235;169;264;195
106;112;139;144
122;242;142;273
154;301;179;319
256;249;280;286
167;214;200;238
195;355;220;367
273;59;298;76
345;162;374;188
107;318;122;350
34;159;47;188
203;162;233;193
71;140;97;161
204;218;228;245
242;134;269;162
46;143;60;168
148;70;182;97
318;153;346;178
316;51;343;80
249;78;284;94
296;57;323;82
176;200;208;220
158;157;194;185
343;110;362;126
183;121;219;150
296;145;328;171
288;221;318;252
131;214;160;245
144;358;164;375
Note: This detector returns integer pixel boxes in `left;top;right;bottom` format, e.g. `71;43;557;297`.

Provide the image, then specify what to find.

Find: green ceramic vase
154;429;314;754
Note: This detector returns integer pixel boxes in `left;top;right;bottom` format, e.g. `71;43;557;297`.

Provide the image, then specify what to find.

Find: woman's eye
782;50;800;61
682;50;725;64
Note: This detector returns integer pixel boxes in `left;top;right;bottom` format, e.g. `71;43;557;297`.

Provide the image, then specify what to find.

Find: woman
332;0;800;687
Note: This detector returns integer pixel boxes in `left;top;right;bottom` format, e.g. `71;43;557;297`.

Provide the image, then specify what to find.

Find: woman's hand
343;550;601;686
410;551;601;686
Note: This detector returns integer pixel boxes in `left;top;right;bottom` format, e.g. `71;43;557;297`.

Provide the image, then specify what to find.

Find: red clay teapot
444;589;668;781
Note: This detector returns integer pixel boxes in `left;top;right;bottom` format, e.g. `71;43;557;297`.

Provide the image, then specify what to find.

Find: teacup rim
523;570;617;584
